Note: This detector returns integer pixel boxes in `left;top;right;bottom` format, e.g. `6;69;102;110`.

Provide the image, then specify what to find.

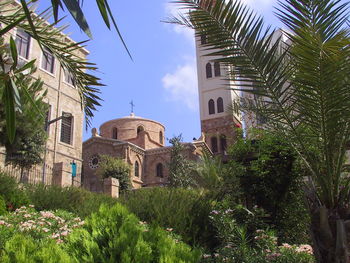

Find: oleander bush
0;172;29;209
120;187;218;249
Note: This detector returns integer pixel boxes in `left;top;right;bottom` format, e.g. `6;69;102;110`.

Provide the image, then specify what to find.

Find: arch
200;34;207;45
208;99;215;115
137;125;144;136
134;161;139;177
159;131;163;144
156;163;164;178
214;62;221;77
217;97;224;113
211;137;218;153
206;63;212;78
220;135;227;152
112;127;118;139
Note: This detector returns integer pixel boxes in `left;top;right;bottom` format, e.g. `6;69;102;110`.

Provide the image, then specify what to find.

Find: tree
168;135;195;188
173;0;350;261
97;155;131;191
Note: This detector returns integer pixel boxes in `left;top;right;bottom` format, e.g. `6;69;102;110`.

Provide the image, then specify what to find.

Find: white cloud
164;3;194;43
162;59;198;111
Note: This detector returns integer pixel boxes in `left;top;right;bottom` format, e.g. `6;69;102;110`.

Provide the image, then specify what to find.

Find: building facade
82;114;211;192
0;2;86;186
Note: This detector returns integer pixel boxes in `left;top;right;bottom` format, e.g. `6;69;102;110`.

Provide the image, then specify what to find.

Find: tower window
217;97;224;113
112;127;118;139
159;131;163;144
214;62;221;77
60;112;73;145
137;126;144;135
208;99;215;115
135;161;139;177
206;63;212;78
220;135;227;152
200;35;207;45
156;163;163;178
16;29;31;59
211;137;218;153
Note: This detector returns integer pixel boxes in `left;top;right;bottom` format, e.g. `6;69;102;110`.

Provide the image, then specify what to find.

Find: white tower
195;34;241;156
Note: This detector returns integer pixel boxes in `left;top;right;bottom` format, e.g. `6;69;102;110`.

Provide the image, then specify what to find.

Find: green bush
0;234;73;263
120;187;218;249
66;203;201;262
0;172;29;209
24;184;117;218
0;196;7;215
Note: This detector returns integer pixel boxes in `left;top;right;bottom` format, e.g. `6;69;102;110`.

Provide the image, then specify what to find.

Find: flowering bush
0;205;84;249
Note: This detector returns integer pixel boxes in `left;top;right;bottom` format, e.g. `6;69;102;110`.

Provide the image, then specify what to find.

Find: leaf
3;80;16;143
96;0;110;29
9;37;18;70
14;59;36;74
62;0;92;38
0;15;26;36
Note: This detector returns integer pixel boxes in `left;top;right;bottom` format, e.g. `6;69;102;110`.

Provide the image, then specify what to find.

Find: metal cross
130;100;135;113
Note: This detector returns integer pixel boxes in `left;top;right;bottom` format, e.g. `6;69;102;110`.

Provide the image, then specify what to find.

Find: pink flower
61;231;68;236
42;228;50;233
0;220;6;225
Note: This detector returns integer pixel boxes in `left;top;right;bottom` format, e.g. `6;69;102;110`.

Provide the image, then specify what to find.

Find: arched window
137;126;144;135
200;35;207;45
220;135;227;152
214;62;221;77
156;163;163;178
211;137;218;153
159;131;163;144
112;127;118;139
135;161;139;177
217;97;224;113
206;63;212;78
208;99;215;115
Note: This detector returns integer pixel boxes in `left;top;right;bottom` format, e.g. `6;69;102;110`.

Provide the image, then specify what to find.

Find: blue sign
71;162;77;177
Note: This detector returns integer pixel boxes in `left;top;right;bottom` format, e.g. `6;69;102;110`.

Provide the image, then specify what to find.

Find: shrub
24;184;117;218
0;172;29;209
120;187;218;249
66;203;201;262
0;196;6;216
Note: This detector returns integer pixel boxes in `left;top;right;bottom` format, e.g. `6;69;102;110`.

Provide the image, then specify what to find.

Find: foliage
168;135;196;188
227;131;309;244
0;205;83;250
193;153;223;190
0;196;6;216
66;203;201;262
172;0;350;261
97;155;131;191
120;187;218;249
0;234;73;263
0;49;48;168
0;172;29;209
24;183;117;218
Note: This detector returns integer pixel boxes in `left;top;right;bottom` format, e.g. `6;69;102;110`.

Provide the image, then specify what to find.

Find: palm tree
171;0;350;262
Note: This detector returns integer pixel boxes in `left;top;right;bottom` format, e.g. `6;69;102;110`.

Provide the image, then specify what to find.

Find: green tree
168;135;195;188
173;0;350;261
97;155;131;191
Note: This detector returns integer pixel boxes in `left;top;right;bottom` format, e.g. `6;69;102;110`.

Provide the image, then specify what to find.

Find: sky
38;0;282;144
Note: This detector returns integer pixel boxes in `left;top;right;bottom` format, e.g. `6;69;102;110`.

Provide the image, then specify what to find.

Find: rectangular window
16;29;31;59
44;104;51;133
41;47;55;74
64;68;75;86
60;112;73;144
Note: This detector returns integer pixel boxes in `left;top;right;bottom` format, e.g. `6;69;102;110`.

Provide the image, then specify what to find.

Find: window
60;112;73;144
137;126;144;135
220;135;227;153
135;161;139;177
156;163;163;178
211;137;218;153
214;62;221;77
217;97;224;113
208;99;215;115
112;128;118;139
206;63;212;78
200;35;207;45
257;114;267;125
41;47;55;74
159;131;163;144
16;29;30;59
64;68;75;86
44;104;51;133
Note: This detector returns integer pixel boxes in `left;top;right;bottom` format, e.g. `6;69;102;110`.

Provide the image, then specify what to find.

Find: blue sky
39;0;282;143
